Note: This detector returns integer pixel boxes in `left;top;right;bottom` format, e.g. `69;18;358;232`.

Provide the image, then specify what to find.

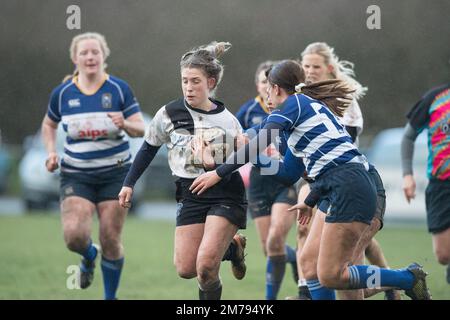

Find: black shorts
248;167;297;219
426;178;450;234
175;172;247;229
315;163;377;225
60;164;130;204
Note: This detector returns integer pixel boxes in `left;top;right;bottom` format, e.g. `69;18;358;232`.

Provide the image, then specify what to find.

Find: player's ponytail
180;41;231;96
267;60;354;117
62;69;79;83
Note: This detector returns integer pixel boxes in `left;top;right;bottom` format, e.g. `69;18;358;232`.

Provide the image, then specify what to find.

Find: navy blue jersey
47;74;141;172
266;93;368;178
236;96;270;129
237;96;288;156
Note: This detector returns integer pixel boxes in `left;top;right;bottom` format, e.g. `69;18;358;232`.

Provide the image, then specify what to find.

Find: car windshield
368;128;428;167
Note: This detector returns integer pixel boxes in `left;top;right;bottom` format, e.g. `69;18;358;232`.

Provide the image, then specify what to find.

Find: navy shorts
175;172;247;229
426;178;450;234
318;165;385;229
60;164;130;204
315;163;377;225
248;167;297;219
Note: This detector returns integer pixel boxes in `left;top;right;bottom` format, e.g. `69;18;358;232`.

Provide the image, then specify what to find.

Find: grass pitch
0;213;448;299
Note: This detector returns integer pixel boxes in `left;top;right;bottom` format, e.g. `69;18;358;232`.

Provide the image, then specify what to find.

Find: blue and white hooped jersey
46;74;141;173
266;93;368;179
236;96;289;157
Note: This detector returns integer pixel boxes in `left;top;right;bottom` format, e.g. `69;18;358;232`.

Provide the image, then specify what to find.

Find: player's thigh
174;223;205;272
61;196;95;235
97;200;127;239
269;202;297;241
318;221;370;283
197;215;238;267
253;215;271;252
432;227;450;264
300;210;326;277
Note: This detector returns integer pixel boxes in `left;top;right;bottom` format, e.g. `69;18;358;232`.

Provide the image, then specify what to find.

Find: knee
297;224;309;239
99;233;122;258
318;268;345;289
435;249;450;265
266;234;284;255
176;265;197;279
197;259;219;284
63;226;89;252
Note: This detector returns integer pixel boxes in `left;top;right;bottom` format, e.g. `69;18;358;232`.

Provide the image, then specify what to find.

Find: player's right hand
402;174;416;203
118;186;133;208
288;202;313;225
45;152;59;172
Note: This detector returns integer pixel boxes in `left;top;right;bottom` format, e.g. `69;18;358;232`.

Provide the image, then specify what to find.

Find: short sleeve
407;93;434;134
341;99;363;135
265;97;300;131
144;106;172;147
46;88;61;123
121;83;141;119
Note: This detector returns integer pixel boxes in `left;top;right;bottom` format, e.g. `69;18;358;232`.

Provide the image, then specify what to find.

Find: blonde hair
301;42;367;99
180;41;231;96
62;32;110;83
267;60;354;118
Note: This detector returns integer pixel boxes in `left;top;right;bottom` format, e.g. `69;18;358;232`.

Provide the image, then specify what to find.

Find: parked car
0;144;12;194
366;127;428;220
18;113;174;211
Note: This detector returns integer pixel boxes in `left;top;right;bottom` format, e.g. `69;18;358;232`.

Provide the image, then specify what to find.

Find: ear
327;64;334;74
207;78;216;90
275;84;281;96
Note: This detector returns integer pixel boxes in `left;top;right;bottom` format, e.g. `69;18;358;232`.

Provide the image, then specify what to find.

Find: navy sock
285;245;296;263
101;256;124;300
199;280;222;300
348;265;414;290
306;279;336;300
222;242;236;261
265;255;286;300
81;240;98;262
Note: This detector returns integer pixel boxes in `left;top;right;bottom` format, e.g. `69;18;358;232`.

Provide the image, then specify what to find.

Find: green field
0;213;448;300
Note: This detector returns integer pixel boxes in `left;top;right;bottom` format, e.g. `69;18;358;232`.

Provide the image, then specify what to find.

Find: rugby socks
199;279;222;300
298;279;312;299
285;245;298;282
76;239;98;262
285;245;296;264
101;256;124;300
222;242;236;261
348;265;414;289
306;279;336;300
265;255;286;300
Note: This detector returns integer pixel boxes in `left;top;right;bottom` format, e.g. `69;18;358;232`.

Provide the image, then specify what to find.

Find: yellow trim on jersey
255;95;270;114
72;73;108;96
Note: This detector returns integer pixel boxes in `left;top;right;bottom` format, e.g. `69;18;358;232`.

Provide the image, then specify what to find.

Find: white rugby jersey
47;75;141;172
266;93;368;179
341;99;364;146
145;98;243;178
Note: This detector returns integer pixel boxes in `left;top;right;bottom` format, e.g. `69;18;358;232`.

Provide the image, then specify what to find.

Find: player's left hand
108;112;126;129
288;202;313;225
190;170;222;195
